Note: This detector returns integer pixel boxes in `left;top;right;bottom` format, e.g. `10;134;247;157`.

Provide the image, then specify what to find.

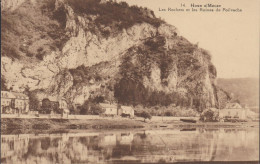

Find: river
1;128;259;163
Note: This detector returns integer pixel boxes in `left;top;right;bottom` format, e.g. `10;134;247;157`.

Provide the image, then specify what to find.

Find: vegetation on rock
200;109;219;122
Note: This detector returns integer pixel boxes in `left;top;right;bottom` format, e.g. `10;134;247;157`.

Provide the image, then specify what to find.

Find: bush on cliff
200;108;219;122
79;100;105;115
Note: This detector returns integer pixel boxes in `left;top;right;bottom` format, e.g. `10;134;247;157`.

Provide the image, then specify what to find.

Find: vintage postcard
1;0;259;163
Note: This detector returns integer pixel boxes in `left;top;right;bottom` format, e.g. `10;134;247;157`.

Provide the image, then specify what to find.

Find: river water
1;128;259;163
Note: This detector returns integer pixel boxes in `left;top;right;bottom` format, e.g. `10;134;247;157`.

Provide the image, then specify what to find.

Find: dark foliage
40;98;59;114
114;78;147;106
41;98;52;114
69;64;105;85
164;111;173;116
144;36;166;51
24;89;41;111
67;0;164;34
52;5;67;28
78;99;105;115
1;0;70;60
1;77;8;91
200;109;219;122
140;111;152;122
91;96;105;103
208;64;217;77
172;41;197;55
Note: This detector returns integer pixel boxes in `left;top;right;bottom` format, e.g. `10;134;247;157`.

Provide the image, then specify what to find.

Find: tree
89;104;105;115
1;77;8;91
29;93;40;111
79;101;90;115
23;88;40;111
79;100;105;115
91;96;105;103
41;98;51;114
140;111;152;122
164;111;173;116
200;109;219;122
114;78;146;106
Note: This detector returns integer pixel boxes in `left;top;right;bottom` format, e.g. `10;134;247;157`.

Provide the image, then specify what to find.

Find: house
1;91;15;113
59;98;68;110
59;98;69;117
12;92;29;113
219;103;248;119
118;105;135;118
100;103;118;115
1;91;29;114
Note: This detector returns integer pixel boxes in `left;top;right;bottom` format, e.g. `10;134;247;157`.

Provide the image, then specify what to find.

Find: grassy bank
1;118;144;134
1;117;259;135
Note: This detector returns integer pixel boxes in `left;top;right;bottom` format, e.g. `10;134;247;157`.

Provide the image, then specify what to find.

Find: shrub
27;51;34;57
79;100;105;115
37;47;44;52
89;104;105;115
67;0;164;33
140;111;152;122
200;109;219;122
1;77;8;91
164;111;173;116
91;96;105;103
36;52;45;60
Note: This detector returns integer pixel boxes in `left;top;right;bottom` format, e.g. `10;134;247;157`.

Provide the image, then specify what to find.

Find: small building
219;103;248;119
1;91;15;113
60;98;69;117
62;108;70;118
100;103;118;115
59;98;68;110
1;91;29;114
118;105;135;118
12;92;29;113
59;98;69;114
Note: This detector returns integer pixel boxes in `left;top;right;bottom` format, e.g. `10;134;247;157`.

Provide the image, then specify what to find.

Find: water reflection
1;129;259;163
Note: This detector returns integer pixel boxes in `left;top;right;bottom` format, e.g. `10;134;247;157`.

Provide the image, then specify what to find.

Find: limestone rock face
1;0;226;109
1;0;26;11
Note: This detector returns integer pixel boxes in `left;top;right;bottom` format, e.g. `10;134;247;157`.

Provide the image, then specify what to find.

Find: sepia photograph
1;0;259;163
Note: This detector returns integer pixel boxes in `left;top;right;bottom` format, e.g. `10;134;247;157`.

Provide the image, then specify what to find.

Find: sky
119;0;259;78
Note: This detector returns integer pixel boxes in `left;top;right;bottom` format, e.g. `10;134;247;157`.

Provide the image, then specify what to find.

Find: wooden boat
159;125;167;127
180;128;196;131
180;118;196;123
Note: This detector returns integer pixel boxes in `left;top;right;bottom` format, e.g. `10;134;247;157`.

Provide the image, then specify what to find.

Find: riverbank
1;117;259;134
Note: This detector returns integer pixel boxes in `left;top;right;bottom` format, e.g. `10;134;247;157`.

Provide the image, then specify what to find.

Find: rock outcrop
1;0;229;110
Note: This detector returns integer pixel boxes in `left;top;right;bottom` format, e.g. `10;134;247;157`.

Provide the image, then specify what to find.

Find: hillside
217;78;259;108
1;0;230;112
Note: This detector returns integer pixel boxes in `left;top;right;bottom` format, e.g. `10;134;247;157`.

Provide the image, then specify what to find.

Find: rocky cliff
1;0;229;111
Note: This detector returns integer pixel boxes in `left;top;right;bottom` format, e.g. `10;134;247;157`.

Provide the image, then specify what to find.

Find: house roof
225;103;242;109
100;103;117;108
